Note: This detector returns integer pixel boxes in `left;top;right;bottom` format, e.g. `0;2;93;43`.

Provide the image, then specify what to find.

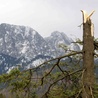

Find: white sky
0;0;98;39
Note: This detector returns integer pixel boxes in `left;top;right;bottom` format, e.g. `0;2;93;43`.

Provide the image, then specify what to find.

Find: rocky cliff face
45;31;80;56
0;23;80;74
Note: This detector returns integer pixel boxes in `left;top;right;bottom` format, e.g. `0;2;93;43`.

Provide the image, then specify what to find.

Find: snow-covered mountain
0;23;80;74
45;31;80;56
0;23;52;58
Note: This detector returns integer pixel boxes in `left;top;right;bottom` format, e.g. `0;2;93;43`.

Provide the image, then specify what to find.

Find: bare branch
41;59;60;85
25;51;82;72
41;69;83;98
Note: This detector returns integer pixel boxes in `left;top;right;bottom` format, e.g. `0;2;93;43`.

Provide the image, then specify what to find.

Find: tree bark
82;11;95;98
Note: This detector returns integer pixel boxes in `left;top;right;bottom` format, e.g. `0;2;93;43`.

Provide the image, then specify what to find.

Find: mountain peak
51;31;65;37
0;23;38;37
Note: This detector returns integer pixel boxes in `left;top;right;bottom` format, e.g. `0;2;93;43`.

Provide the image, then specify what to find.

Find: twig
90;86;94;98
94;52;98;57
57;64;69;75
72;41;83;45
75;88;82;98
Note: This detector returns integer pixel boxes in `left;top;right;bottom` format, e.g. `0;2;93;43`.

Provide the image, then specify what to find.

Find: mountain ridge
0;23;80;74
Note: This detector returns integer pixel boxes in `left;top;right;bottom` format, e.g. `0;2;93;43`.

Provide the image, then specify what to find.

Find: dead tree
81;10;95;98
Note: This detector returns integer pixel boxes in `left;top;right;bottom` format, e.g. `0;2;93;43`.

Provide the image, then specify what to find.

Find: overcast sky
0;0;98;39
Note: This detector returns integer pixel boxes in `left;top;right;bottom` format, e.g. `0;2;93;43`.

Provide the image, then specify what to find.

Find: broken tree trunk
81;10;95;98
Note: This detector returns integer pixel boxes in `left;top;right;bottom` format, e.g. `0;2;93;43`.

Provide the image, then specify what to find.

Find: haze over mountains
0;23;80;74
